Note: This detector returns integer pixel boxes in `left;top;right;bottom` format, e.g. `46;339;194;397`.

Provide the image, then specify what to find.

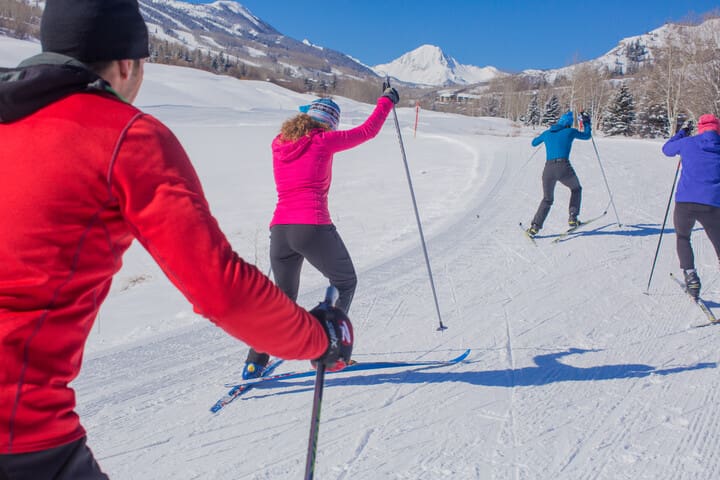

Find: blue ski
212;349;470;412
210;359;284;413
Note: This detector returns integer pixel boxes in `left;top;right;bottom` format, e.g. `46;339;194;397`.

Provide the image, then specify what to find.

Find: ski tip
455;349;471;362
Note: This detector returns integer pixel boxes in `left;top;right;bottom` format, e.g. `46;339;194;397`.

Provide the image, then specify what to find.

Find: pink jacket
270;97;394;226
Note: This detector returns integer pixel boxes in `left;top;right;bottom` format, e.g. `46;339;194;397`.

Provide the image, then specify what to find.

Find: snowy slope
3;36;720;480
522;17;720;82
373;44;501;86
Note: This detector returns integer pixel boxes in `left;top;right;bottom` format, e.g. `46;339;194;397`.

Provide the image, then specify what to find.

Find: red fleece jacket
0;92;327;453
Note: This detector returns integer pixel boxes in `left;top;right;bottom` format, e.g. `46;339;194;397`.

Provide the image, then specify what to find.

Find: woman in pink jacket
243;87;400;378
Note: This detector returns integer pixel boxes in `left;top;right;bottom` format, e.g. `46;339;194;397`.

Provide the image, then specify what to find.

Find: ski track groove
554;361;646;478
667;379;720;479
336;428;374;480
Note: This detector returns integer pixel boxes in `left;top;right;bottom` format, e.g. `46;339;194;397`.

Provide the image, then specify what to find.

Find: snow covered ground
3;36;720;479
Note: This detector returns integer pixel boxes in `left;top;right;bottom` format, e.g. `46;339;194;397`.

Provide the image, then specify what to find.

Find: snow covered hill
373;44;502;86
522;16;720;82
4;37;720;479
139;0;377;80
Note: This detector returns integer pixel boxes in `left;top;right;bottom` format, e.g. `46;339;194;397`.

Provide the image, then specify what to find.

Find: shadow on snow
557;223;710;241
247;348;715;399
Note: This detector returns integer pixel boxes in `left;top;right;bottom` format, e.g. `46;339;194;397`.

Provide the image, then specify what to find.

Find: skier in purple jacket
662;114;720;299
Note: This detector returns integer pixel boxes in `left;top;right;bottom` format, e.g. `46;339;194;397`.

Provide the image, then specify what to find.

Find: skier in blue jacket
662;113;720;299
525;110;592;237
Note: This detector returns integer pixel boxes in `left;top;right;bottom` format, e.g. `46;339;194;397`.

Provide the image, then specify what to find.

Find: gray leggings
270;224;357;314
673;202;720;270
246;224;357;364
0;437;107;480
532;159;582;228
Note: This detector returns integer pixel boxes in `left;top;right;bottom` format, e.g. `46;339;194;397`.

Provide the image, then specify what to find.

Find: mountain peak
372;44;499;86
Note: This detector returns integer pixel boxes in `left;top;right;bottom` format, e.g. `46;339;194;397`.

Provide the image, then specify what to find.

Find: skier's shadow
562;223;709;241
248;348;715;397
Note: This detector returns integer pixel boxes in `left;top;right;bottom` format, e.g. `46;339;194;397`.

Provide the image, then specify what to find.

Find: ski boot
525;224;540;238
242;351;270;380
683;269;701;299
568;215;582;228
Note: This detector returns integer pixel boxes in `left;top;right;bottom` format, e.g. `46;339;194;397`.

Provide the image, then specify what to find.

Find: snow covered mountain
372;44;502;86
521;17;720;83
138;0;377;80
596;17;720;74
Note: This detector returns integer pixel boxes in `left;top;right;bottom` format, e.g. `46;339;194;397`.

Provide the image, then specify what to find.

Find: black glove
310;304;353;371
679;120;694;136
580;111;591;126
382;87;400;105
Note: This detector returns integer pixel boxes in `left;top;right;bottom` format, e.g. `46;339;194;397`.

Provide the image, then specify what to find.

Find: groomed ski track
0;43;696;478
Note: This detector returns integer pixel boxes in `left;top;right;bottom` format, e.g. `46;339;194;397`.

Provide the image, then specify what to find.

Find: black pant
0;437;107;480
247;224;357;363
673;202;720;270
531;160;582;228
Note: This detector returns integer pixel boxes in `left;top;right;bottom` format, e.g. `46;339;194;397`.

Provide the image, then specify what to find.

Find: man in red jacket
0;1;352;478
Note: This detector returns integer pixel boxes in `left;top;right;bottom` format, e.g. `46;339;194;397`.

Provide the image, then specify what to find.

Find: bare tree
683;25;720;118
0;0;41;39
640;32;693;132
569;63;612;126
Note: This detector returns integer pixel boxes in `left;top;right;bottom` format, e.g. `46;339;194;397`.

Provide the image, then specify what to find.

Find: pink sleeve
320;97;394;153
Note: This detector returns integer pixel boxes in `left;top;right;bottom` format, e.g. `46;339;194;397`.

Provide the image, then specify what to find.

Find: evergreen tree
626;39;648;74
525;93;540;127
541;95;560;126
602;84;635;136
634;95;669;138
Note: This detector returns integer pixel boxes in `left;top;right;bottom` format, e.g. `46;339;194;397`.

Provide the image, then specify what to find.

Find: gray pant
246;224;357;364
0;437;107;480
532;159;582;228
673;202;720;270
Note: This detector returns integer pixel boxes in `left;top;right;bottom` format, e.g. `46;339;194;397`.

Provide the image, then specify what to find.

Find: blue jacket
532;123;592;161
662;130;720;207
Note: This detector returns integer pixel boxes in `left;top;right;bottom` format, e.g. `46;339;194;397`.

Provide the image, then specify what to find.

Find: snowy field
3;36;720;479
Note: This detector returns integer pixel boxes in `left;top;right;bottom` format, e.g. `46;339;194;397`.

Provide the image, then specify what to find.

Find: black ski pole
590;136;622;226
645;158;681;293
304;286;339;480
385;77;447;331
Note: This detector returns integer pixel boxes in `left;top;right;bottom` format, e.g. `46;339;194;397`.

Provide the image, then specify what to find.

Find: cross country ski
670;272;719;326
211;349;471;412
552;211;608;243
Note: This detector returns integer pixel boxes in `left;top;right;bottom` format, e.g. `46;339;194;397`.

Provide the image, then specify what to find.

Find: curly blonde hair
280;114;331;141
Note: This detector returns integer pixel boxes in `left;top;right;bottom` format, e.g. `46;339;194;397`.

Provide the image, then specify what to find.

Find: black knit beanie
41;0;149;63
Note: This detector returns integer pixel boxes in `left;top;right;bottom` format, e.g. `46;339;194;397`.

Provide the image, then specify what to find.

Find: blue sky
185;0;719;72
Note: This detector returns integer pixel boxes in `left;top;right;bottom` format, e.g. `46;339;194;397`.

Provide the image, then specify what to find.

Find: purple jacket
270;97;393;226
662;130;720;207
